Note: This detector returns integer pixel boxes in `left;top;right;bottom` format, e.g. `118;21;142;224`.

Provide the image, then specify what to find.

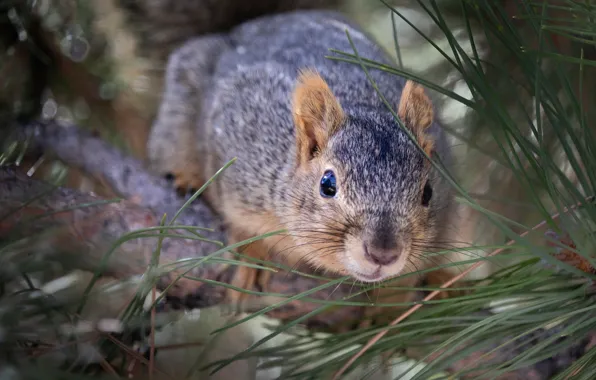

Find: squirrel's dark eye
320;170;337;198
422;181;433;206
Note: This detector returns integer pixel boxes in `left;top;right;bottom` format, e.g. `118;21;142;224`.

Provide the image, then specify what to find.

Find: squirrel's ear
398;80;435;156
292;69;345;166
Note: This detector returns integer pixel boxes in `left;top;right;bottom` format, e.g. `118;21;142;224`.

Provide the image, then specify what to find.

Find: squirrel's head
284;69;449;282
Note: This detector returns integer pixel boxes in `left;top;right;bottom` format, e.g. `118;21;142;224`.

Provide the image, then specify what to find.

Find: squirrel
148;9;453;310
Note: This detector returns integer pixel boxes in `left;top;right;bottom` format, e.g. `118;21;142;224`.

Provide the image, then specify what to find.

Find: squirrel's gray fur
151;10;451;285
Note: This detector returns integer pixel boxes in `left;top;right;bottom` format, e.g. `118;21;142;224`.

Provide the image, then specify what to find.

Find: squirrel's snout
343;233;408;281
363;242;401;266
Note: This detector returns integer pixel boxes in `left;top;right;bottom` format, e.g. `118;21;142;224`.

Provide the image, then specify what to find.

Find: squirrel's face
287;70;446;282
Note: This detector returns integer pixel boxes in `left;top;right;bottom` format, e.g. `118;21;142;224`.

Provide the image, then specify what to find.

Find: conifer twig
333;199;591;379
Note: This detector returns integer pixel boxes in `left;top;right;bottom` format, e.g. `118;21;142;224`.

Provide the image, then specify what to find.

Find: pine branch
3;120;594;379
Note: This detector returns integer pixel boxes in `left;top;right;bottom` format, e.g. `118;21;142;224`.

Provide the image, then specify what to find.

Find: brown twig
104;334;175;380
98;357;119;378
152;341;205;350
333;201;585;379
149;286;157;379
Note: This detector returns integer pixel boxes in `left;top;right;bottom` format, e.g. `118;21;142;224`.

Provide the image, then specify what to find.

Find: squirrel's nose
363;243;400;266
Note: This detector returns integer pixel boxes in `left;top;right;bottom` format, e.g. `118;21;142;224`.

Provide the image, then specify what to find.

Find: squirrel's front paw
424;269;468;300
226;265;258;314
224;265;274;315
163;166;204;197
